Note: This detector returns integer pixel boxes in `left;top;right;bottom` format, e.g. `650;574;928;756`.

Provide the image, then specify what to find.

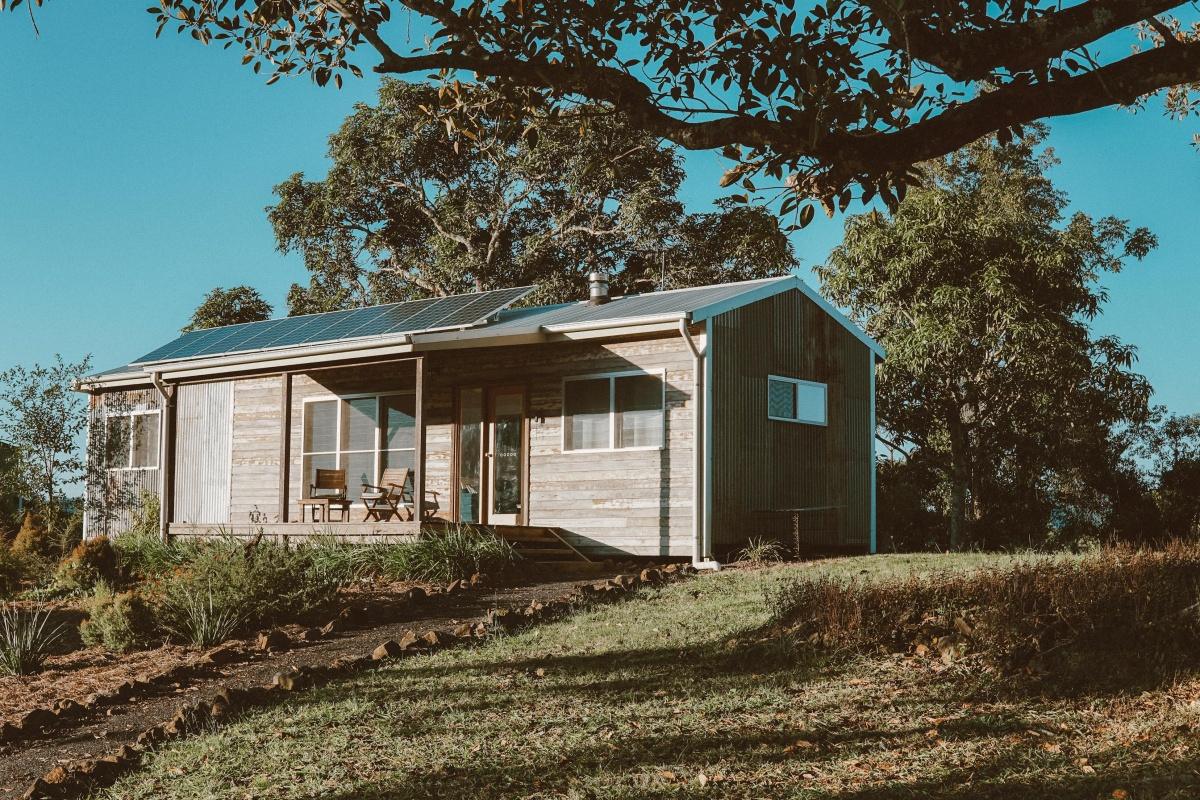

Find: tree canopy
273;80;797;312
184;286;274;331
0;355;91;509
20;0;1189;218
819;128;1156;549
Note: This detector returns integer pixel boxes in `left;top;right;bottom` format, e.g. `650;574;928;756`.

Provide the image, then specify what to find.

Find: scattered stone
486;607;517;630
320;618;342;636
0;721;19;741
337;605;368;625
202;643;242;665
52;698;81;717
272;669;303;691
404;586;427;603
446;578;465;594
372;640;404;660
42;767;68;785
18;708;55;733
469;572;486;587
420;630;450;648
255;629;291;651
298;627;323;642
453;623;474;638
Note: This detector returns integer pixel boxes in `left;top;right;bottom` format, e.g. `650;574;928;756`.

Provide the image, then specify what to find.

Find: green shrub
113;530;191;581
736;537;788;563
0;605;64;676
384;526;520;584
54;535;118;591
0;546;26;599
80;581;155;652
128;491;161;538
154;538;340;646
10;510;56;561
304;536;388;584
768;542;1200;691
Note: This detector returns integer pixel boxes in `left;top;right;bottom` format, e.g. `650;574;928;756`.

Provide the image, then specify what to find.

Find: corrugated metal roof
82;276;880;385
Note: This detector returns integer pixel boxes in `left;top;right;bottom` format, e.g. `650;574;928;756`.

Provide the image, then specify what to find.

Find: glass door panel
487;388;524;525
457;389;484;523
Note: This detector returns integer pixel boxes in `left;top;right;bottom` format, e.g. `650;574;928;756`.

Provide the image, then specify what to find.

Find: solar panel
133;286;534;365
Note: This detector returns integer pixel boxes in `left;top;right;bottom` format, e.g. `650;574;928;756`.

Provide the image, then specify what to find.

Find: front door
485;387;525;525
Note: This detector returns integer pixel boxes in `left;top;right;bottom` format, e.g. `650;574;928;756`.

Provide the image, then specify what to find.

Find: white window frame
301;391;417;490
105;409;161;472
561;369;667;453
767;375;828;426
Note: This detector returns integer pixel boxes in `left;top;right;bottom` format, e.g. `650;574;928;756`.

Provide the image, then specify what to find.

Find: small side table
298;497;352;523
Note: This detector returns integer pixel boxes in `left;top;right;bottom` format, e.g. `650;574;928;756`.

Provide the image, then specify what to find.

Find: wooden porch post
159;387;177;542
278;372;292;523
414;357;425;523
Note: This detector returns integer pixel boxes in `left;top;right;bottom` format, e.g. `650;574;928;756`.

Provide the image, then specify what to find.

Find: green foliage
11;510;56;561
303;535;388;585
80;581;156;653
0;545;27;599
153;538;340;645
735;537;788;563
54;535;118;592
383;526;519;584
129;490;161;539
820;128;1156;549
0;605;64;676
183;286;273;332
770;543;1200;691
274;80;796;313
112;530;191;582
144;0;1200;223
0;355;91;508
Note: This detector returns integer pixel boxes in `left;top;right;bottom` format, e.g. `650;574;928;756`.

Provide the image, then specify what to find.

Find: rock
255;629;291;651
446;579;465;594
613;574;637;589
420;630;450;648
23;778;53;800
469;572;486;588
372;640;404;660
337;605;368;625
662;563;680;575
0;721;19;741
272;669;302;691
396;630;421;650
486;607;517;630
640;567;663;584
52;698;81;717
18;708;55;733
203;643;242;665
42;767;68;785
320;618;342;636
404;586;427;603
452;623;474;638
298;627;323;642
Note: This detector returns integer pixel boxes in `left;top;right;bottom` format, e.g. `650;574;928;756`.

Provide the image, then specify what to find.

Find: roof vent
588;271;611;305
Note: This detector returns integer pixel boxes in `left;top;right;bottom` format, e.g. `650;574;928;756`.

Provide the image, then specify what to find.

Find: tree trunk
947;419;972;551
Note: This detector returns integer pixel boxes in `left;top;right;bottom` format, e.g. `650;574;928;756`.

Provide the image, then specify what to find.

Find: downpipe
678;320;721;572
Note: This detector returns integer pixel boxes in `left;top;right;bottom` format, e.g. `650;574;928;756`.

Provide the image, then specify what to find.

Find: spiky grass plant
0;605;65;676
384;526;520;584
736;537;789;564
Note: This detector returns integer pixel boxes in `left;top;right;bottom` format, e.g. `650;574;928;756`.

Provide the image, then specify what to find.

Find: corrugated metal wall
84;388;163;539
711;290;873;553
173;381;233;524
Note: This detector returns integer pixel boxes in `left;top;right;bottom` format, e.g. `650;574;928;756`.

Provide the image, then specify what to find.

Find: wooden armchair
361;467;441;522
298;468;352;522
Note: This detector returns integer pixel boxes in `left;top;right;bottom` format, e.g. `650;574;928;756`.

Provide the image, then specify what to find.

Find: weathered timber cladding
228;376;283;523
174;381;233;524
426;335;697;557
711;291;873;552
84;388;162;539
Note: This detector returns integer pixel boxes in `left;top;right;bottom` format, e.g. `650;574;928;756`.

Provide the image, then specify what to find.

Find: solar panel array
134;286;534;364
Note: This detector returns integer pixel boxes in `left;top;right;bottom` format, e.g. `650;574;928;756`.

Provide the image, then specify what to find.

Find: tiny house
79;276;883;563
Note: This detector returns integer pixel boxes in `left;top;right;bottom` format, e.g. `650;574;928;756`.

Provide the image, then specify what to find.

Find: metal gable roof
82;275;882;388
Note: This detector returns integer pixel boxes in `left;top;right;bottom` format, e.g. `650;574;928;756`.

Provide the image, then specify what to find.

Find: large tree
272;80;797;311
19;0;1190;216
819;129;1156;549
0;355;91;509
184;286;274;331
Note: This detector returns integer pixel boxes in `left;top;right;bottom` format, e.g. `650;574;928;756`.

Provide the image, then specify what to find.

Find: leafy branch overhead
3;0;1191;221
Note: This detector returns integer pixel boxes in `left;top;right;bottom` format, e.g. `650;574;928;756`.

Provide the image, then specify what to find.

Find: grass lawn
99;554;1200;799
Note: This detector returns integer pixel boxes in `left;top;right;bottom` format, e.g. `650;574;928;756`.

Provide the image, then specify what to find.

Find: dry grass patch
96;554;1200;800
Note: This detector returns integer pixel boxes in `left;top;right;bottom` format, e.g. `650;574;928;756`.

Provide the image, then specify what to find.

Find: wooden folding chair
361;467;410;522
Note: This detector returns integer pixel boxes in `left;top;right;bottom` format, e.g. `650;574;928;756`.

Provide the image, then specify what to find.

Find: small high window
105;411;161;470
767;376;827;425
563;372;664;451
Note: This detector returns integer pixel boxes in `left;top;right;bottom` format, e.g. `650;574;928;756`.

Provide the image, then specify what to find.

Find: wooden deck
166;521;591;562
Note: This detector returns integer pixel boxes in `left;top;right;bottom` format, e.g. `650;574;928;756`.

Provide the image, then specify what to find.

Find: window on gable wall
767;376;827;425
302;394;415;500
563;372;665;451
105;411;160;470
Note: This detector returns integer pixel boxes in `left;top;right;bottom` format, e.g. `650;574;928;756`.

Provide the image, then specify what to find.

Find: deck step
490;525;592;563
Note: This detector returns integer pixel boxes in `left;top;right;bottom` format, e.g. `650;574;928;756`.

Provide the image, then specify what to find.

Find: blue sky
1;5;1197;415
